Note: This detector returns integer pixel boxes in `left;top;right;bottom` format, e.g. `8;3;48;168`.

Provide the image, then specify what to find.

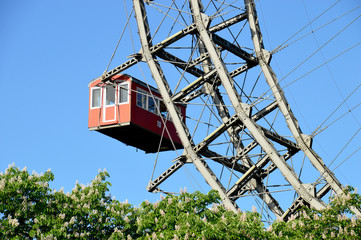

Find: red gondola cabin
88;74;186;153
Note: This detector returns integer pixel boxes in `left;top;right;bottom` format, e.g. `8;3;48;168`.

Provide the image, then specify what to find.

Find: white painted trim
118;82;130;105
90;87;102;109
103;85;116;122
136;87;149;110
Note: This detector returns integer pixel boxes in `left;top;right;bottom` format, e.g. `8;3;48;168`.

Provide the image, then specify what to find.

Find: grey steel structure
101;0;361;221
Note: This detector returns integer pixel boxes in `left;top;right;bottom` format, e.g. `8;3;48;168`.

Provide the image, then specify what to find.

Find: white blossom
185;233;189;240
252;205;257;213
351;216;356;227
0;179;5;190
212;205;219;213
9;218;19;227
292;221;297;230
241;212;247;222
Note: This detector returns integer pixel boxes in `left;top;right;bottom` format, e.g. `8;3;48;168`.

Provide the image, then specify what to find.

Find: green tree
271;186;361;239
0;164;136;239
0;164;269;239
1;164;361;239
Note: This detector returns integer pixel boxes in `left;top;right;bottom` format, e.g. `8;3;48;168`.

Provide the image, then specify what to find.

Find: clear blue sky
1;0;360;211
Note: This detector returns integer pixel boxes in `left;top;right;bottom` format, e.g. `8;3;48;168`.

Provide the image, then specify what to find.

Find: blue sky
1;0;360;212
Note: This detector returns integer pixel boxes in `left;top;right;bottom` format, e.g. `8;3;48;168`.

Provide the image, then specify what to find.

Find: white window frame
148;96;160;115
136;88;148;110
90;87;102;109
104;85;116;107
103;85;117;122
118;82;129;105
136;87;169;118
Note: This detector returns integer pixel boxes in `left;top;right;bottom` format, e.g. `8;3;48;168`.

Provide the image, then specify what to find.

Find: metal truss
101;0;361;221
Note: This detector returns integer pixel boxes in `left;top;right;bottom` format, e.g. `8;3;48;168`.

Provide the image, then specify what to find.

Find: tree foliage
0;164;360;239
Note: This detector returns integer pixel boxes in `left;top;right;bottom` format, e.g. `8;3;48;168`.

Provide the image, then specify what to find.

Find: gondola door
103;85;116;122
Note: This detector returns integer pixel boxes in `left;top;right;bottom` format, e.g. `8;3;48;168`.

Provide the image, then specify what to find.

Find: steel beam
245;0;361;217
190;0;325;211
102;11;251;82
147;156;186;192
212;33;257;63
133;0;238;212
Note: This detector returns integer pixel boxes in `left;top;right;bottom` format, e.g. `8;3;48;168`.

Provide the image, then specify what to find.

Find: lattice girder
99;0;361;220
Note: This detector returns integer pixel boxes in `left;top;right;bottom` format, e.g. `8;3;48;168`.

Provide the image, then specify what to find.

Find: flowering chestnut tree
271;186;361;239
0;164;360;239
0;164;269;239
0;164;136;239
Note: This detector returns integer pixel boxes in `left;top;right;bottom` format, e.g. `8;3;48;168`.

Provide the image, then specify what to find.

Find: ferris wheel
92;0;361;222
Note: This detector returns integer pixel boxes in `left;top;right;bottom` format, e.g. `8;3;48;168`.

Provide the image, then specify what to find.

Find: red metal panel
130;81;183;145
88;75;131;128
89;74;186;152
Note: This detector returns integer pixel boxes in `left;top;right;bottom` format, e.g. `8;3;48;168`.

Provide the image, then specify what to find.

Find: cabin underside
90;123;183;153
